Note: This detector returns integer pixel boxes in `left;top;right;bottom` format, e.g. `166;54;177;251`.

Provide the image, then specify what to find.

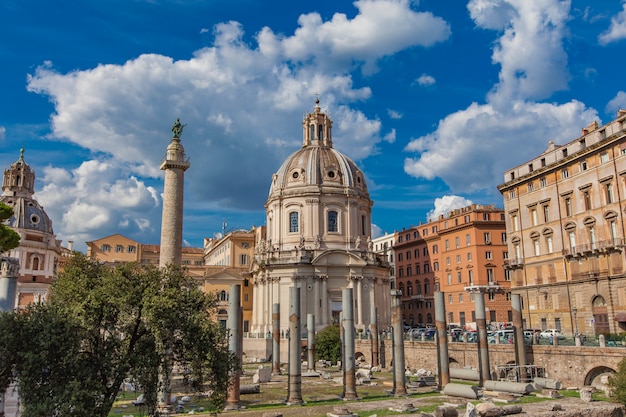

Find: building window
605;183;614;204
488;292;495;301
569;231;577;251
467;252;472;261
415;265;420;275
406;250;411;260
446;257;450;266
328;211;338;232
601;152;609;163
483;213;490;221
447;273;452;285
562;148;568;158
398;268;404;278
541;158;546;167
433;261;439;271
546;235;553;253
423;247;428;256
509;189;516;199
589;226;597;249
127;245;136;253
415;249;420;258
543;204;550;222
468;270;474;285
528;182;534;192
533;239;540;256
445;240;449;251
239;254;249;265
424;263;430;273
101;244;111;252
432;244;438;254
540;177;547;187
448;294;453;303
512;214;519;231
502;232;507;243
583;190;592;210
487;268;494;284
466;234;471;246
504;270;511;281
484;232;491;244
289;212;299;233
457;271;462;284
456;254;461;263
407;266;412;276
485;251;492;260
561;168;569;179
531;208;538;226
580;160;588;171
564;197;572;216
455;237;460;248
580;138;586;149
398;253;403;261
115;245;123;253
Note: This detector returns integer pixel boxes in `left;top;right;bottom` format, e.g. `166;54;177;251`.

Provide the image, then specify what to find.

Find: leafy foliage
609;357;626;404
315;325;341;364
0;202;20;253
0;254;236;417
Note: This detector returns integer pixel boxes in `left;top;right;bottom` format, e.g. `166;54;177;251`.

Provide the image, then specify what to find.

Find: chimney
68;241;74;251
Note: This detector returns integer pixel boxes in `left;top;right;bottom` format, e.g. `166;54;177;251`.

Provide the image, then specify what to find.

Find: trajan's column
159;118;190;268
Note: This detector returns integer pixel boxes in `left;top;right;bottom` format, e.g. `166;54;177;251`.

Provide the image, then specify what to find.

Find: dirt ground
219;365;625;417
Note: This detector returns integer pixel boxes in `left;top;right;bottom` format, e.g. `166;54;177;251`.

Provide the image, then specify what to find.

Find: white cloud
371;223;383;238
24;0;452;249
416;74;436;86
426;195;474;222
404;1;598;195
387;109;403;119
606;91;626;114
599;2;626;45
383;129;396;144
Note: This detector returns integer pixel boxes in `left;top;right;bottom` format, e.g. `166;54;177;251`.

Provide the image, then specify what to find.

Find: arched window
289;212;299;233
328;210;338;232
220;290;227;301
318;125;324;140
32;256;39;270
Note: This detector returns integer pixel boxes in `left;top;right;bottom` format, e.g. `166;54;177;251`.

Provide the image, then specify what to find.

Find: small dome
0;197;54;234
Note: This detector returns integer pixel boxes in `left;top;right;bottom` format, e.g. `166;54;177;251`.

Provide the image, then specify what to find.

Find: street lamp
572;306;579;337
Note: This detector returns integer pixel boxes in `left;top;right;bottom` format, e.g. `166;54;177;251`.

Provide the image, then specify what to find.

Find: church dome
268;100;369;200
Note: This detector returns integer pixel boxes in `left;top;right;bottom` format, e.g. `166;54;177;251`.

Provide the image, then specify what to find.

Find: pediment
311;250;368;266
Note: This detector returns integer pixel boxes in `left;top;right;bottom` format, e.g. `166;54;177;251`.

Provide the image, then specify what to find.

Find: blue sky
1;0;626;253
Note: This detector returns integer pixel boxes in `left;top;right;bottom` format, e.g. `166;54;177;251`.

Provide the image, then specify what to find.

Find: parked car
488;329;514;343
540;329;565;340
523;329;541;339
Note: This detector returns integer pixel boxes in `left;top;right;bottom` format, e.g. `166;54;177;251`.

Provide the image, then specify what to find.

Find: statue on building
171;118;186;139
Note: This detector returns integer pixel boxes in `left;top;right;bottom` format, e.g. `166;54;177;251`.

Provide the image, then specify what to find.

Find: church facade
0;150;61;308
250;101;392;334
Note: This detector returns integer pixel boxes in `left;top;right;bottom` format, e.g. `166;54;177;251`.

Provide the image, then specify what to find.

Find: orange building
394;204;511;329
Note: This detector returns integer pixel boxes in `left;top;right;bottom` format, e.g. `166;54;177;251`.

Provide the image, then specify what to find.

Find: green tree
609;357;626;404
315;325;341;364
0;202;20;253
0;254;236;417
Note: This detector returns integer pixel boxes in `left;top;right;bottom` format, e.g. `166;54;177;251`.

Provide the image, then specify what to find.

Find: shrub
315;325;341;364
609;357;626;404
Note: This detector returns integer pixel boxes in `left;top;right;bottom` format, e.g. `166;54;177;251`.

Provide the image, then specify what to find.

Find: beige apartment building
394;204;510;329
86;233;204;272
202;229;255;331
498;110;626;337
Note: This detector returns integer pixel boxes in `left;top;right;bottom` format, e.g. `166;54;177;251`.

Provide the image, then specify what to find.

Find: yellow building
498;110;626;337
202;229;255;331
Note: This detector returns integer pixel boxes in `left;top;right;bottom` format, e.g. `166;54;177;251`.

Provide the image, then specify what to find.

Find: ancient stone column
272;303;281;375
342;288;358;400
225;284;242;410
286;287;303;405
159;120;190;268
391;289;407;396
474;291;491;386
307;313;316;372
511;293;527;380
434;291;450;389
371;306;379;367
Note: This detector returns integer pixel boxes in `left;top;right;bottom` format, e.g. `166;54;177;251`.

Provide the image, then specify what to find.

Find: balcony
504;257;524;268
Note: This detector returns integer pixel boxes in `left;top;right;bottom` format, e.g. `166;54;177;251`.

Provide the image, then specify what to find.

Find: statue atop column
171;118;186;139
